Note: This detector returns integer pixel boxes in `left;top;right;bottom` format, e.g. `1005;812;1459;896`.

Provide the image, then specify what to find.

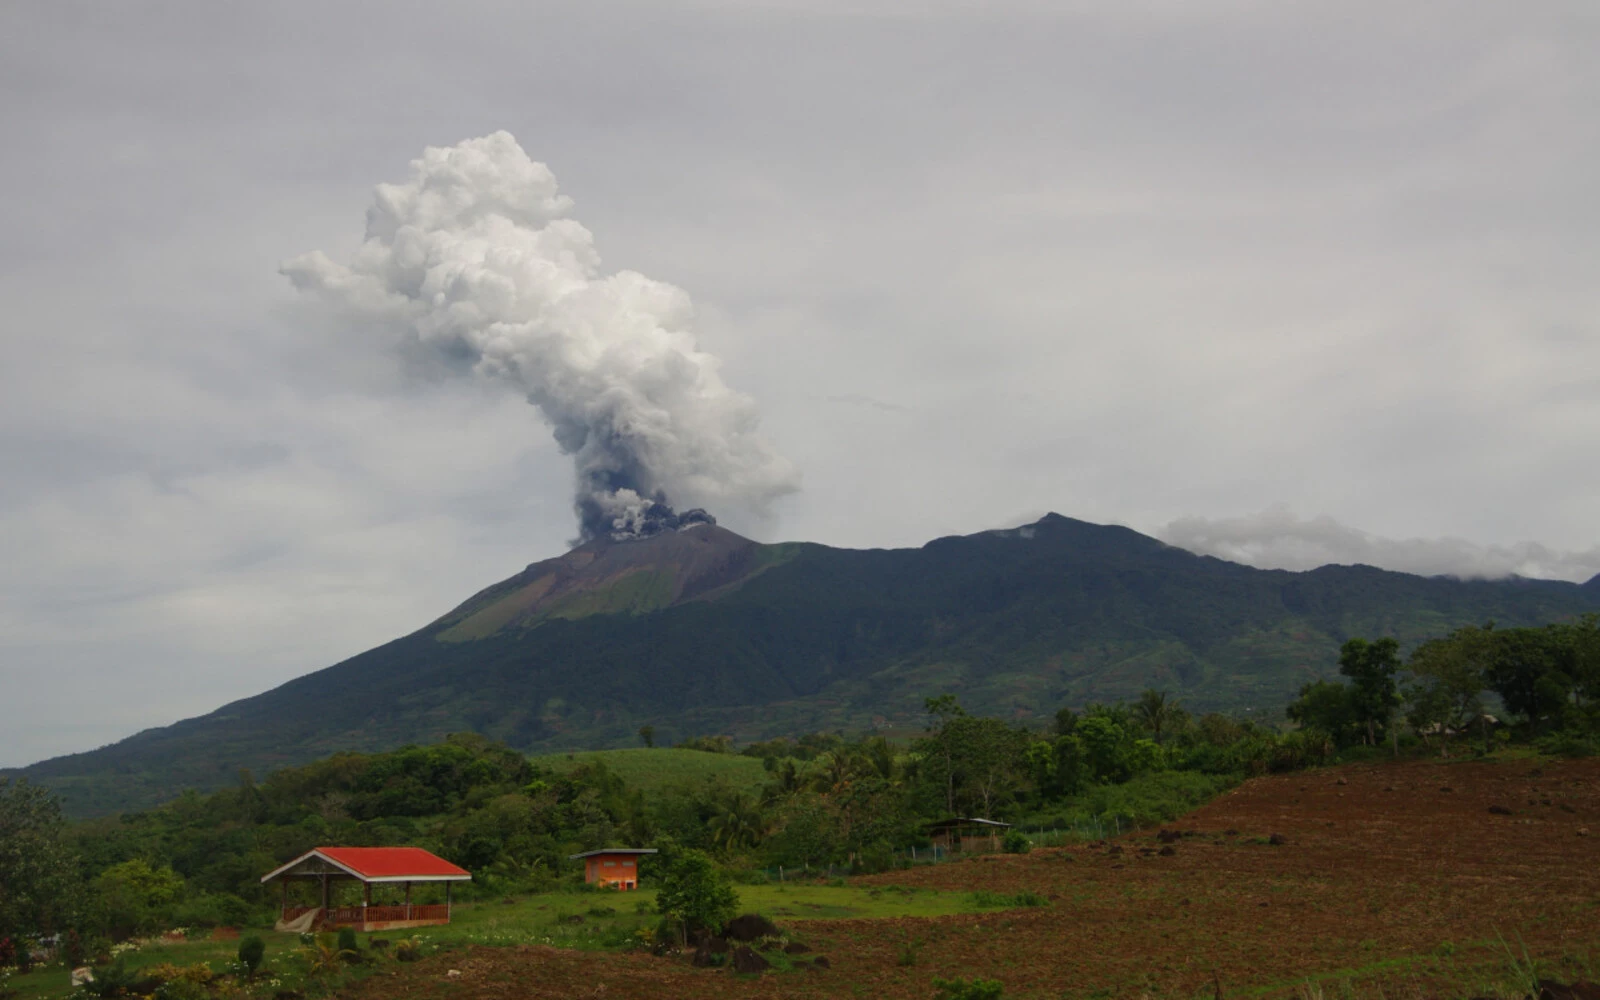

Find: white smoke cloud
282;132;799;540
1161;505;1600;583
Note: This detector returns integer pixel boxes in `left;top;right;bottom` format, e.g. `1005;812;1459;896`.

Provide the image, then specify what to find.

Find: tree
1133;689;1182;744
1285;680;1359;747
94;859;185;938
922;695;967;814
653;849;738;943
1338;637;1402;747
1408;625;1492;756
914;704;1029;817
0;778;83;940
238;935;266;979
638;725;655;749
1483;626;1570;732
1075;715;1130;784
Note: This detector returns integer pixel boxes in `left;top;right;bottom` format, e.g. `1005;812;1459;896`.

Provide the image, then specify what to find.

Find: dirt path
338;757;1600;1000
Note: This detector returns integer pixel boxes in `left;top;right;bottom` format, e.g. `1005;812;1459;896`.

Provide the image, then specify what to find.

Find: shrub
237;936;265;979
654;850;739;939
1002;830;1032;854
394;937;424;962
84;959;138;999
934;977;1004;1000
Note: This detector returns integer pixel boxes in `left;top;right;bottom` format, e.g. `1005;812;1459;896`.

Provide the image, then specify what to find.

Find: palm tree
1134;689;1181;744
708;794;765;851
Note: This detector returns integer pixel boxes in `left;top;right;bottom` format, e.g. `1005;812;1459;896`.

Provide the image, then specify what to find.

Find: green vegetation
935;976;1005;1000
5;610;1600;994
535;748;769;802
652;848;738;940
13;515;1600;817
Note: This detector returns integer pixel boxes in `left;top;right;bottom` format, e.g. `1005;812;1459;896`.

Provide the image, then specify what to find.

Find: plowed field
338;757;1600;1000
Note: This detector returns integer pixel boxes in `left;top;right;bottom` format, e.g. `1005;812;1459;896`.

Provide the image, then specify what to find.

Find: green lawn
2;882;1002;1000
533;748;770;800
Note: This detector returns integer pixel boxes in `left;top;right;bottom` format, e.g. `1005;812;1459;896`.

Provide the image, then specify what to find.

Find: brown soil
337;757;1600;1000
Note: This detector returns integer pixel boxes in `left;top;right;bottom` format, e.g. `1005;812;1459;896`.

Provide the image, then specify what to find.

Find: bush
335;927;360;962
1002;830;1032;854
934;977;1004;1000
654;850;739;938
237;936;265;978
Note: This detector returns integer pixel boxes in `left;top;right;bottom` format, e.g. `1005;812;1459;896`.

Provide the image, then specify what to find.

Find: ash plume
282;132;798;542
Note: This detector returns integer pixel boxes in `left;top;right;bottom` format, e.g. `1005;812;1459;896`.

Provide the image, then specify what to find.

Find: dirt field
337;757;1600;1000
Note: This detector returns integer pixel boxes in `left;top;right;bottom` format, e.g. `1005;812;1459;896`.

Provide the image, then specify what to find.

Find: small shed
925;817;1012;854
261;846;471;932
569;848;657;890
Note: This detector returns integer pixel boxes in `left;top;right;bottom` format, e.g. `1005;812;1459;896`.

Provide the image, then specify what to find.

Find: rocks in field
1159;846;1176;856
809;955;831;969
731;946;770;973
1488;805;1513;815
783;942;811;954
1157;828;1180;843
724;914;780;943
1538;979;1600;1000
1268;833;1288;846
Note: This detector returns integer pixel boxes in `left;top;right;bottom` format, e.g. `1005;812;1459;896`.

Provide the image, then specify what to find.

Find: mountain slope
11;514;1599;816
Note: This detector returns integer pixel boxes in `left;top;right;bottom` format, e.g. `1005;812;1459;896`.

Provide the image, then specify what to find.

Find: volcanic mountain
12;514;1600;816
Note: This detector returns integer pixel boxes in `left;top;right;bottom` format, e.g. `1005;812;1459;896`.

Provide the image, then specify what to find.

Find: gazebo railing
282;903;451;927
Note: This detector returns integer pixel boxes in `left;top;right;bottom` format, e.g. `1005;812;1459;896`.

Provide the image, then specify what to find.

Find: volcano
432;519;771;641
11;514;1600;817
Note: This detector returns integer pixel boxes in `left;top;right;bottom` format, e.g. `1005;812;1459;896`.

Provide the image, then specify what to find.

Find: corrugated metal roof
261;846;471;883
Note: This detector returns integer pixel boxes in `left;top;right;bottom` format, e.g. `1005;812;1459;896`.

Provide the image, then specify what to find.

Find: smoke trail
282;132;798;541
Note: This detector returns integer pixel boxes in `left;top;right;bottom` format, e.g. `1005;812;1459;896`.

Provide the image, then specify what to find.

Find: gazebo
261;847;471;932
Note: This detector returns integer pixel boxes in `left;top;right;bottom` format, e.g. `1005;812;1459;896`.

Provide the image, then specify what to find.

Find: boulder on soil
1538;980;1600;1000
731;946;771;973
1157;829;1180;843
1488;805;1513;815
783;942;812;954
810;955;831;969
1268;834;1288;846
724;914;781;943
1159;846;1176;856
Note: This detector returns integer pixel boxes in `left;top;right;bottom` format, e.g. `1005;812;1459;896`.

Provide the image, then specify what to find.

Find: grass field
533;747;770;800
323;756;1600;1000
0;882;991;1000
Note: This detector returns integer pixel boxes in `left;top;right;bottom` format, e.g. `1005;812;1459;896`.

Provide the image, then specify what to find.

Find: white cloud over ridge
1162;506;1600;584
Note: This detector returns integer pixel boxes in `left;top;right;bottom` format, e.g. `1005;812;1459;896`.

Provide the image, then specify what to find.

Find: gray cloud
2;0;1598;766
1161;506;1600;583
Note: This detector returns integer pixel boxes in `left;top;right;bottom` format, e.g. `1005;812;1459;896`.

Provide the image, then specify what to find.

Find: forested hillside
10;515;1599;816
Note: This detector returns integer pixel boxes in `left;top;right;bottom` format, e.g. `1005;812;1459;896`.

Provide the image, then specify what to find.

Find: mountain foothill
10;514;1600;816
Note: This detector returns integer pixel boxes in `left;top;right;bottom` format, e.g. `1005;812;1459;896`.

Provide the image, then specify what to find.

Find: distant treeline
3;615;1596;959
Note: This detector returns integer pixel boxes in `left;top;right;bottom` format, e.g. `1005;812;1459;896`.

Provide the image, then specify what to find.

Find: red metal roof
315;847;469;880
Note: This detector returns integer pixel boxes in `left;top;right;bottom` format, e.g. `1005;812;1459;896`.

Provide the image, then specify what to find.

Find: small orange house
569;848;657;890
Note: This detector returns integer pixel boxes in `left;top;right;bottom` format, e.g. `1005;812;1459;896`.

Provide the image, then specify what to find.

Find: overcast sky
3;1;1598;768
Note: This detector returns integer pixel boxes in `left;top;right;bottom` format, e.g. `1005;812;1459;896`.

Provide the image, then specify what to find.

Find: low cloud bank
1160;506;1600;584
